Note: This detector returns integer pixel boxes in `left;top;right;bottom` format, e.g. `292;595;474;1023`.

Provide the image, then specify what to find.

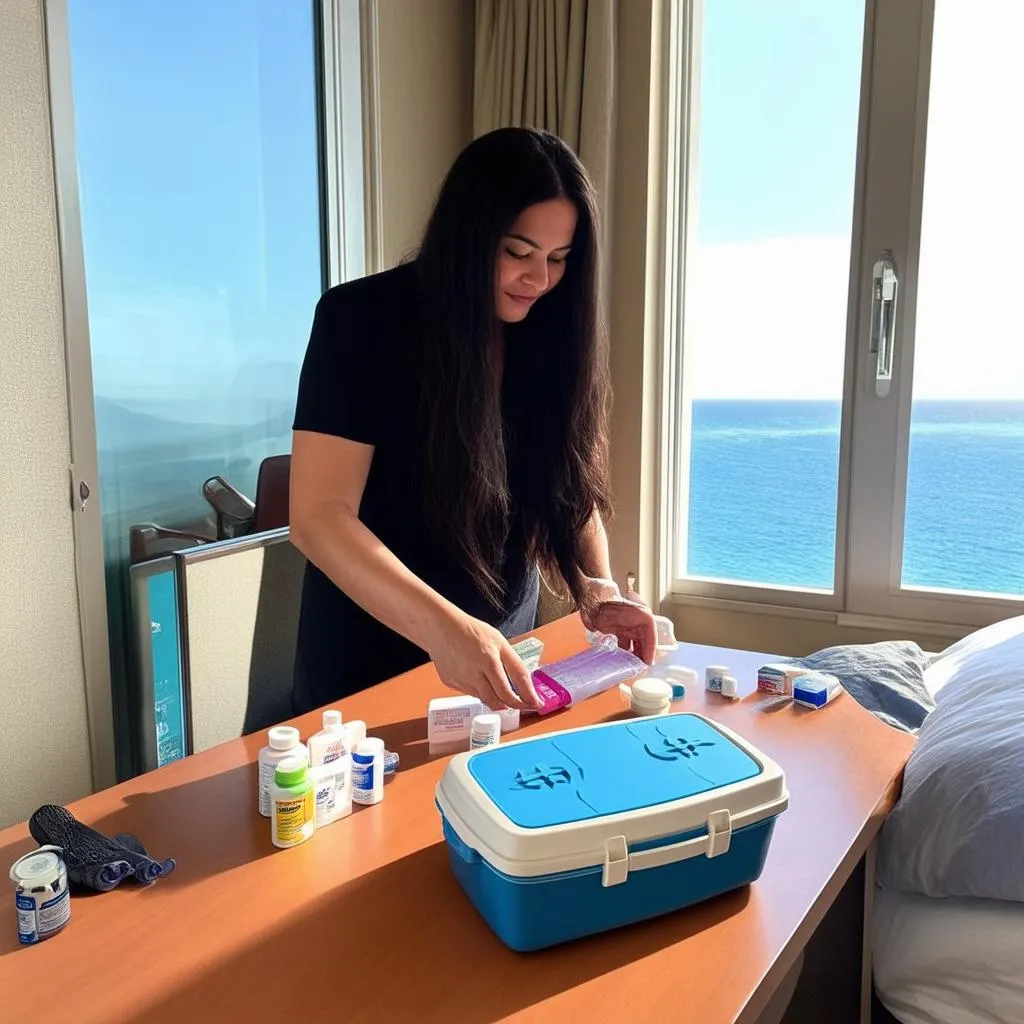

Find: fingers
481;662;527;712
635;611;658;664
499;644;540;708
588;601;659;664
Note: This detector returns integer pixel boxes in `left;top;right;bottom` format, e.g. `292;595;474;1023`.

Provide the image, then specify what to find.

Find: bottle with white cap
352;738;386;805
469;712;502;750
258;726;308;817
308;709;352;828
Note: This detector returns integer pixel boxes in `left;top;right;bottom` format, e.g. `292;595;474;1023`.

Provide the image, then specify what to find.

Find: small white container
10;846;71;944
470;713;502;750
721;675;740;701
621;677;673;716
352;738;385;805
705;665;730;693
258;726;308;817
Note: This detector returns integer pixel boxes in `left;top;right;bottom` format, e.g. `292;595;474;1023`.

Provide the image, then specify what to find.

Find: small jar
470;713;502;750
721;675;740;701
705;665;730;693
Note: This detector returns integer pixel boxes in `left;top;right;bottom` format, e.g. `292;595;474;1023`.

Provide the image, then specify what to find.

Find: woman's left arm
577;510;657;662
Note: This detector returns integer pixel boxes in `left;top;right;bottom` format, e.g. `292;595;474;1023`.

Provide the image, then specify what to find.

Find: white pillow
924;614;1024;698
879;615;1024;902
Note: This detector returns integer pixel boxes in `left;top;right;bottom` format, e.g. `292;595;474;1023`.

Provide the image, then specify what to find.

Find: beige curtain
474;1;616;624
473;0;615;227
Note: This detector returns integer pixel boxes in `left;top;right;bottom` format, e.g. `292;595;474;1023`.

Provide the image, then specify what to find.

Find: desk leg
861;841;877;1024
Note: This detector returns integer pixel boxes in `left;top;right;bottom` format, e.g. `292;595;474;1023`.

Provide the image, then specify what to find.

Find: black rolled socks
28;805;175;893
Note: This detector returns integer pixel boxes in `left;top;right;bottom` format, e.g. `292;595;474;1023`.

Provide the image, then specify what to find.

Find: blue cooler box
435;712;788;951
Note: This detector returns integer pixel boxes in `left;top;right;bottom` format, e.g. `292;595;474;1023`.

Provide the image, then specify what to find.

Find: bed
874;888;1024;1024
868;615;1024;1024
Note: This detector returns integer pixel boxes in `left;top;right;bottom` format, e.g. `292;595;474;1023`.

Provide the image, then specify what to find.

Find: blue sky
68;0;321;415
68;0;1021;412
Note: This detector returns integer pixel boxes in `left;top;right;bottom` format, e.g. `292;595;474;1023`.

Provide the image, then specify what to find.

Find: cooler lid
467;715;761;828
436;713;788;879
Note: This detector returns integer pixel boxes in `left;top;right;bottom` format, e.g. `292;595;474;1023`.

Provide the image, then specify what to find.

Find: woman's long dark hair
415;127;611;611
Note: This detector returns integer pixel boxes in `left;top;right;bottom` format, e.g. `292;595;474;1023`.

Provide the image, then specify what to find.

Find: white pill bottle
258;726;308;817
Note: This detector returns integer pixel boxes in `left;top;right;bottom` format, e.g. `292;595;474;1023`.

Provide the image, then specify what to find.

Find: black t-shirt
291;262;539;713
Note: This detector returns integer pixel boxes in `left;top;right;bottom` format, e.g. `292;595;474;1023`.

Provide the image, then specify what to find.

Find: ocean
686;400;1024;596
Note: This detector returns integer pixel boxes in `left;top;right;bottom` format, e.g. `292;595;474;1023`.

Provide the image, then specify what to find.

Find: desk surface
0;617;913;1023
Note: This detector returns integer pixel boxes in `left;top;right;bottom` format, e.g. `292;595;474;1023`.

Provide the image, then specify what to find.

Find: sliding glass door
49;0;365;778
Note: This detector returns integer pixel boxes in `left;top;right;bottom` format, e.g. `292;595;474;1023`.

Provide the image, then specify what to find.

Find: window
664;0;1024;627
51;0;366;776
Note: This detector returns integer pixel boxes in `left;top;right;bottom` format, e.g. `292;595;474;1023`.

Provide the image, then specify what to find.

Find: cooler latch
602;835;629;887
706;809;733;858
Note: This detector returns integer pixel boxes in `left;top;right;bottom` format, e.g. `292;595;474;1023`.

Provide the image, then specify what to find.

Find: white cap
356;737;385;757
721;675;739;698
322;709;343;730
664;665;699;686
268;725;300;750
629;677;673;714
472;713;502;731
345;720;367;747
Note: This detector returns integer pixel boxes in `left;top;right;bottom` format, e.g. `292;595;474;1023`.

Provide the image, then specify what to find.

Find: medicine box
435;713;788;951
757;663;804;696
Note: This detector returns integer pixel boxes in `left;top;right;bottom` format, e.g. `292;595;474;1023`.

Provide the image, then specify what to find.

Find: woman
289;127;655;715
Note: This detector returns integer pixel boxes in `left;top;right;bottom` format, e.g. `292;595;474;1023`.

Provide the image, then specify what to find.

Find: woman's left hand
580;579;657;664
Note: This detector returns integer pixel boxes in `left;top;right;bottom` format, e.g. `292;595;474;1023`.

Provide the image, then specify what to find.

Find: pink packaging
530;643;648;714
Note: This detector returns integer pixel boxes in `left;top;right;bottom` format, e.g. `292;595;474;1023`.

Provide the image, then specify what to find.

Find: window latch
870;251;899;397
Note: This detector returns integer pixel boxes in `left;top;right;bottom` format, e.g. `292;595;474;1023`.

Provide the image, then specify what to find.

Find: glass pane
67;0;323;774
901;1;1024;597
679;0;865;590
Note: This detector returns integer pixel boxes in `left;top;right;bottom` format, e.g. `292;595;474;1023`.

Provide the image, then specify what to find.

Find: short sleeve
292;285;383;445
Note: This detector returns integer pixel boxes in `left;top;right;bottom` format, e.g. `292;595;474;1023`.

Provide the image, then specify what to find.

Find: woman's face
495;197;578;323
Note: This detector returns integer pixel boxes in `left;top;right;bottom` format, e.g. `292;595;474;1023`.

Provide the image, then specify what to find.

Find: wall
377;0;475;266
0;0;94;827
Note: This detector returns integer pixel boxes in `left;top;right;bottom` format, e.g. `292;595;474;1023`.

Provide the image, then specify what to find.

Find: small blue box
435;712;788;951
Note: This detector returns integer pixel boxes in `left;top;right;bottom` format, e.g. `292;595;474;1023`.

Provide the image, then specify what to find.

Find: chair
253;454;291;533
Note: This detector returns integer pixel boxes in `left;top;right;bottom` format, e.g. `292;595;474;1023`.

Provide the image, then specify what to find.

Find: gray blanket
794;640;935;732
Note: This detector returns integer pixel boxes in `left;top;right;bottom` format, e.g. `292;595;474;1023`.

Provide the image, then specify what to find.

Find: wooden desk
0;617;913;1023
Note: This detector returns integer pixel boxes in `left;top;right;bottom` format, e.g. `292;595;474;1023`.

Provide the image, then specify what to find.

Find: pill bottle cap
721;675;739;697
322;709;343;730
275;757;308;787
472;713;501;731
268;726;300;751
356;738;385;757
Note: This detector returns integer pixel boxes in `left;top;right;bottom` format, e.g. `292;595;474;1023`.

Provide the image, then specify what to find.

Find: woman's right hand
428;611;541;711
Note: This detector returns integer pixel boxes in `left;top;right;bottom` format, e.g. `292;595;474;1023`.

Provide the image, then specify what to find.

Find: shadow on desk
119;839;752;1023
0;762;275;923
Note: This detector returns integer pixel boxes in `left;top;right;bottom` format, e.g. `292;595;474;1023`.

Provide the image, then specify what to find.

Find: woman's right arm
289;429;538;710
